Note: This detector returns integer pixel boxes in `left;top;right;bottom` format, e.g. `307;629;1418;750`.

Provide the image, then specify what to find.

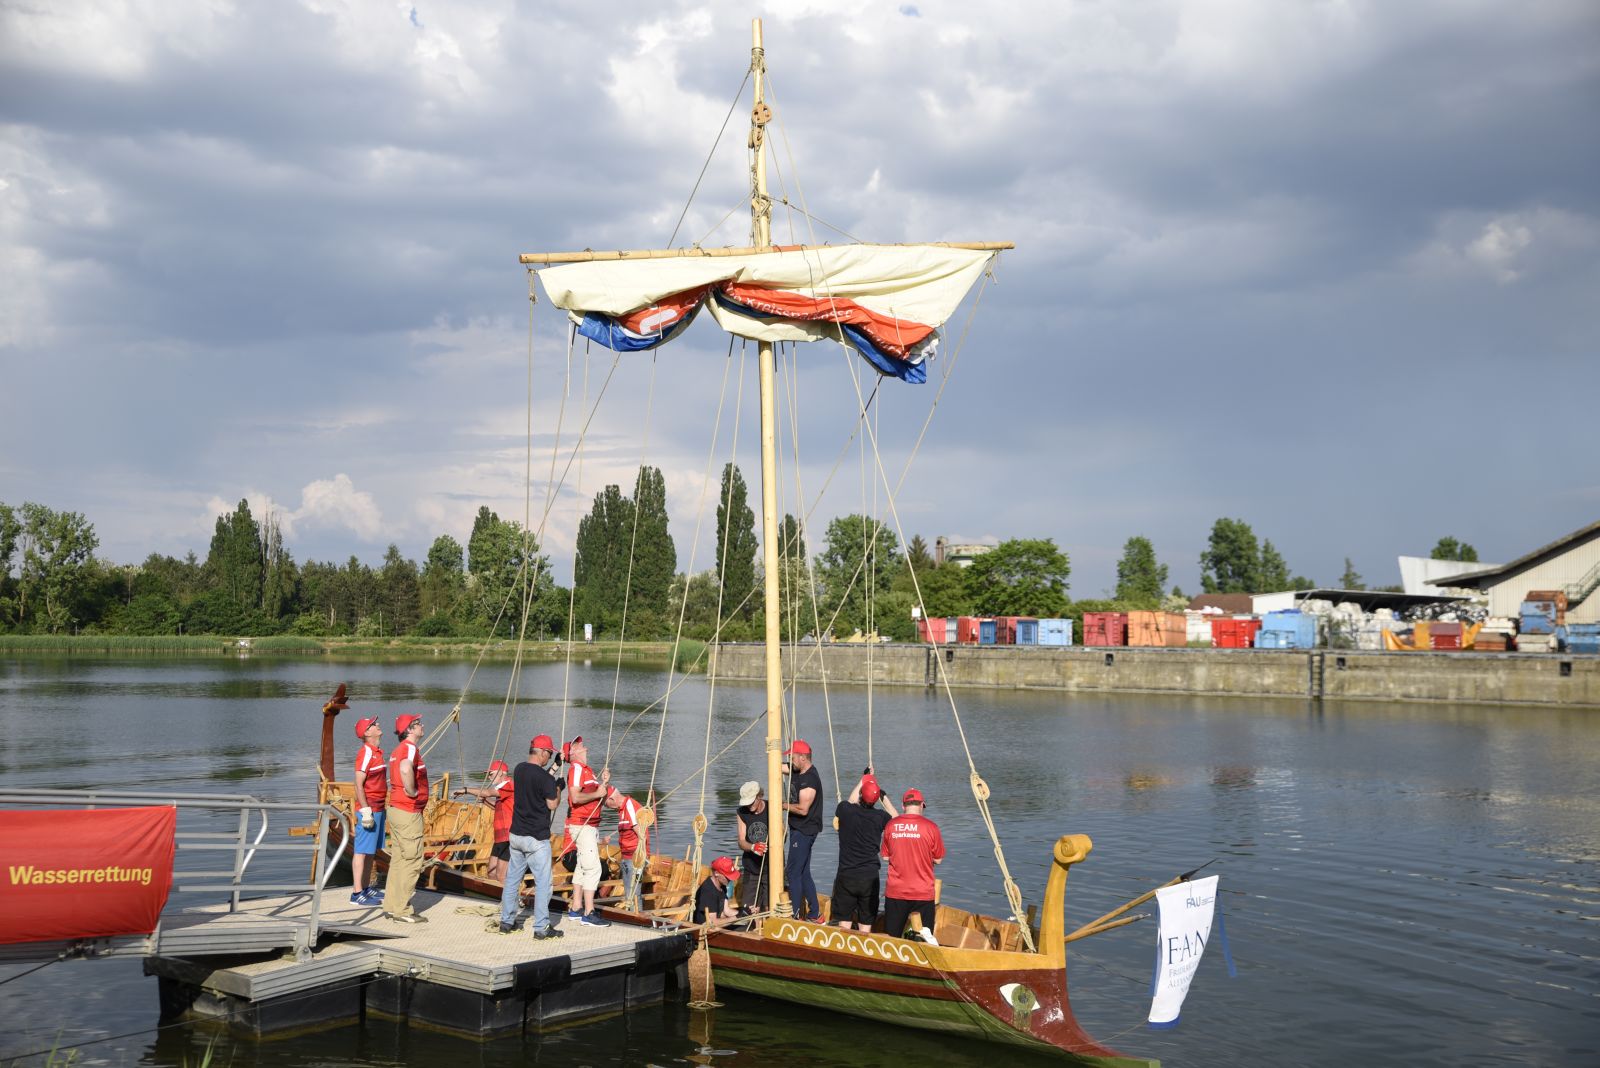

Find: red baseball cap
487;760;510;775
711;856;740;880
902;787;925;806
530;734;555;752
395;713;422;735
353;716;380;739
784;739;812;756
860;775;881;805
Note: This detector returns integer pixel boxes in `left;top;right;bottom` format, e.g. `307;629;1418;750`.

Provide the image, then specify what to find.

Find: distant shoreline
0;634;695;666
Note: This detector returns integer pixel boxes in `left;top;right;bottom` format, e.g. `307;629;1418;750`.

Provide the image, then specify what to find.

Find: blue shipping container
1563;623;1600;653
1261;610;1317;648
1015;619;1039;645
979;619;997;645
1520;614;1556;635
1037;618;1073;646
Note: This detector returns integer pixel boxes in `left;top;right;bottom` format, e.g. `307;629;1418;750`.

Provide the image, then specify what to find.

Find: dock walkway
145;889;694;1037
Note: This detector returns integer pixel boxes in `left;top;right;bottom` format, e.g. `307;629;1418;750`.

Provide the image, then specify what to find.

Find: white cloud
204;474;384;545
1408;207;1600;285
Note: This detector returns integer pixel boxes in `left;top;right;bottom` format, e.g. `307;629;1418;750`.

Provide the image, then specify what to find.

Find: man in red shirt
350;716;387;906
880;787;944;939
382;714;429;923
603;785;648;909
563;736;610;926
456;759;513;882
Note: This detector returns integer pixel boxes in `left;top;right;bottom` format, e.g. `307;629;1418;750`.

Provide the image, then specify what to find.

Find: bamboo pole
519;241;1013;264
751;17;790;920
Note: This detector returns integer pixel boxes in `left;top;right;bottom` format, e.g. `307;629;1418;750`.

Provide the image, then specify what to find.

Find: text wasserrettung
8;865;155;886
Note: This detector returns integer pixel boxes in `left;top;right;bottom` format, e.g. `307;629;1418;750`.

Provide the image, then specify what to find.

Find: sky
2;0;1597;598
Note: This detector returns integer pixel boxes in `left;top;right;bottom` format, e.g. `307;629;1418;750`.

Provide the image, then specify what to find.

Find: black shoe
534;926;565;940
497;922;517;934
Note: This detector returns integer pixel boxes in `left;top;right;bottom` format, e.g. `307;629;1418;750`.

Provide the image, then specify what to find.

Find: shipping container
1082;612;1127;646
956;616;981;645
917;617;950;644
1126;611;1185;647
1209;617;1262;649
1259;610;1317;649
1037;618;1073;646
1563;623;1600;654
1430;631;1461;650
979;618;997;646
994;616;1031;645
1015;618;1040;646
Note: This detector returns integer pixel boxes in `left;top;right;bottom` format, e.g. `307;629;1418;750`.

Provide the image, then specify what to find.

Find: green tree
715;464;758;622
420;534;466;621
0;502;19;628
205;499;264;609
816;514;900;636
1114;536;1168;606
1430;537;1479;562
905;534;934;575
913;562;975;619
1339;557;1365;590
1258;539;1290;592
16;503;100;632
260;512;295;620
629;466;676;633
467;507;548;637
377;544;421;635
574;486;633;630
964;538;1071;616
1200;518;1260;593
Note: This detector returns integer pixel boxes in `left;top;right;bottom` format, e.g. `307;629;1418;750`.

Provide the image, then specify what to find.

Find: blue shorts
354;809;386;855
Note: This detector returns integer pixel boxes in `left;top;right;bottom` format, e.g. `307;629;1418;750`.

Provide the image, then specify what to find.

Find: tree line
0;493;1475;640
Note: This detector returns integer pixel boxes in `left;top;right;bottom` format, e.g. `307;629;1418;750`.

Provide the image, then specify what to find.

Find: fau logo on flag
1148;874;1231;1028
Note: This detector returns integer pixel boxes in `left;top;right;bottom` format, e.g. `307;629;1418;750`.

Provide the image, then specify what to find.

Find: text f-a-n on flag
1148;874;1234;1028
0;806;177;944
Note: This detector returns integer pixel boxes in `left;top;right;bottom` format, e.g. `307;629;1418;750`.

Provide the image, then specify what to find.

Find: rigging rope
668;67;753;249
759;72;1035;949
602;351;661;768
560;334;590;748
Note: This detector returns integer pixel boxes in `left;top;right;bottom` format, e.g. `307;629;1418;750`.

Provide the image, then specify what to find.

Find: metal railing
0;788;350;962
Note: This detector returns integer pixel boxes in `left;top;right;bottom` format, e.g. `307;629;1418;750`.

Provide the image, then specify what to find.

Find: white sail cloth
536;244;993;346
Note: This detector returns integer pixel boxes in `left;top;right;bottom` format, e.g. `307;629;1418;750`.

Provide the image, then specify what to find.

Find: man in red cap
456;759;514;882
350;716;387;906
693;856;740;925
832;767;897;930
499;734;563;937
881;787;945;939
563;736;611;926
382;714;429;923
603;785;648;910
781;738;824;922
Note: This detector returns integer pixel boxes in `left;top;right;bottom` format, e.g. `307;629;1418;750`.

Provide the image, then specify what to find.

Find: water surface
1;655;1596;1066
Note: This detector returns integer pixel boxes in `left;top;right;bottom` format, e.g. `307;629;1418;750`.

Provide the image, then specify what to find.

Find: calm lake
1;655;1597;1067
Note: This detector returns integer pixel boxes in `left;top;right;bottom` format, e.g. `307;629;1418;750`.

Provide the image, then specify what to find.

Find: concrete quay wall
707;643;1600;709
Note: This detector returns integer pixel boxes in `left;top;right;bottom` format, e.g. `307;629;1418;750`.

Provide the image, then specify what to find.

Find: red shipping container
1430;632;1462;650
917;617;946;644
1083;612;1127;646
956;616;981;645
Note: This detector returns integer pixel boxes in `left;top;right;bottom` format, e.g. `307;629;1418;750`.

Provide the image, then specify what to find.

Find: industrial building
934;537;994;568
1443;520;1600;624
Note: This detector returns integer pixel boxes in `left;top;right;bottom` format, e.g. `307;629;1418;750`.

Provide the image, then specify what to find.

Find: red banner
0;806;177;944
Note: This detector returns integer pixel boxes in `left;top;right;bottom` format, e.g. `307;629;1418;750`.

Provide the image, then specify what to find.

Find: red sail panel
719;282;935;357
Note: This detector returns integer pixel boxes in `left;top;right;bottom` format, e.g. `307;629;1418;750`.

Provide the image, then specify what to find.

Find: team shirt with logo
881;813;945;900
387;741;429;813
615;793;647;859
566;761;602;828
355;743;387;811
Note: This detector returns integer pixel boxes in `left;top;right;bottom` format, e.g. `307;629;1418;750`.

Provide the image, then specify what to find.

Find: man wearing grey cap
735;780;770;916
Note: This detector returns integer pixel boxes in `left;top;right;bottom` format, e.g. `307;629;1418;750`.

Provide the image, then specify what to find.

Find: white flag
1148;875;1219;1028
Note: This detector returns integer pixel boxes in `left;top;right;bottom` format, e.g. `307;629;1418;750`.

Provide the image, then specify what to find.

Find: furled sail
535;244;995;382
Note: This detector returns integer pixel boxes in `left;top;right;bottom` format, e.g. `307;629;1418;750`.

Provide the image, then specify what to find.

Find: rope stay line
560;333;590;748
602;350;661;770
667;67;753;250
761;70;1035;949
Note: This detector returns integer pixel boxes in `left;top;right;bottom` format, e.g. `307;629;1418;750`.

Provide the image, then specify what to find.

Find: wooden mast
750;17;789;918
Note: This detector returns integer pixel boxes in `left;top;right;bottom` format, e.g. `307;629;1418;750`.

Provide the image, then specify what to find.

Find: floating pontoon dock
145;889;694;1038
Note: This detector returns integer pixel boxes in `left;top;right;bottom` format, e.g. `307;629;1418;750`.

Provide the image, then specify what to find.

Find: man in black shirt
735;780;769;916
782;738;824;922
498;733;563;938
693;856;740;925
832;769;897;931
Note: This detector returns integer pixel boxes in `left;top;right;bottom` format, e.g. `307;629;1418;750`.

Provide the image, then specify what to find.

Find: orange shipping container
1127;611;1186;647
